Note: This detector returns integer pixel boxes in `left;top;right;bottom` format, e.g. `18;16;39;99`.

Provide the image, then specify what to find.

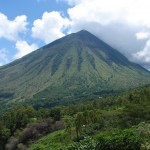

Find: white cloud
68;0;150;27
14;41;38;59
133;40;150;63
0;48;9;66
32;11;70;44
136;32;150;40
65;0;150;69
0;13;28;41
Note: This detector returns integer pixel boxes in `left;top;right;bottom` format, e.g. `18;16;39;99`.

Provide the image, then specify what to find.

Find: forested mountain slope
0;30;150;110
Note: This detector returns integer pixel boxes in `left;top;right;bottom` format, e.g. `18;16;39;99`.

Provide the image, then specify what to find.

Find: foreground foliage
0;84;150;149
96;129;142;150
0;106;63;150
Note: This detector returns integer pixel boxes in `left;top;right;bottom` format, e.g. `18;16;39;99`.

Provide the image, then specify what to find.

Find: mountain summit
0;30;150;109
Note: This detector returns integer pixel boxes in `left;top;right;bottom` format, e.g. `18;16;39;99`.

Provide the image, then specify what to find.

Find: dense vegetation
0;84;150;150
0;106;63;150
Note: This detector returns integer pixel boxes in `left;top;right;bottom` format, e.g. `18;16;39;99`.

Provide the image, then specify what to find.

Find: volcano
0;30;150;109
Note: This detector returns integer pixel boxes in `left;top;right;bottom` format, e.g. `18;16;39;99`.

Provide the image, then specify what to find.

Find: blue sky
0;0;69;65
0;0;69;21
1;0;150;69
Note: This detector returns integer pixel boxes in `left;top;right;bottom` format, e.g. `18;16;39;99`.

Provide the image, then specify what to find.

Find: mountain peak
75;29;97;38
76;29;91;34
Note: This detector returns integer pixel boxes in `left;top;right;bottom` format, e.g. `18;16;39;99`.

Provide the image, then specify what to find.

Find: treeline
65;87;150;143
63;85;150;149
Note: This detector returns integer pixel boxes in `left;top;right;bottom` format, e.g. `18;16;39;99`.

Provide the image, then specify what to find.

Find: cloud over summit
64;0;150;69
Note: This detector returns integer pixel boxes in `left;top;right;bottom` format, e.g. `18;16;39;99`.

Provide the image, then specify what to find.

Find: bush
96;129;142;150
5;137;19;150
67;136;97;150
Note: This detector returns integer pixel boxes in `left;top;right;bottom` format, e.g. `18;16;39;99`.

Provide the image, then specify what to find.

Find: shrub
96;129;142;150
67;136;97;150
5;137;19;150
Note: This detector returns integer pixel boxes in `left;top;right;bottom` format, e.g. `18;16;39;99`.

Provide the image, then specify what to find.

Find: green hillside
1;84;150;150
0;30;150;111
25;85;150;150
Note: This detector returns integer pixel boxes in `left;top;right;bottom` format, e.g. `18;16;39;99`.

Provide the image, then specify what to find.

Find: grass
28;130;73;150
